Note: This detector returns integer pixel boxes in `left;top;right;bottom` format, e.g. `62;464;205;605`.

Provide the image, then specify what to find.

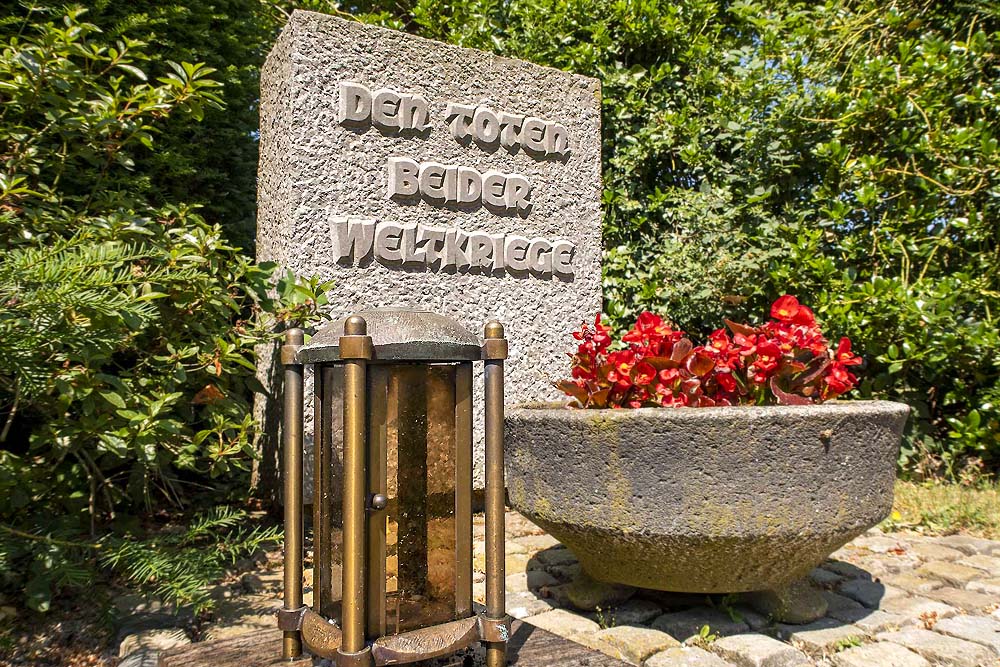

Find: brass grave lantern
278;310;510;667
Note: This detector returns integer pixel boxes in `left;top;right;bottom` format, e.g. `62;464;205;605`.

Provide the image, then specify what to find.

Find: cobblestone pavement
117;511;1000;667
484;512;1000;667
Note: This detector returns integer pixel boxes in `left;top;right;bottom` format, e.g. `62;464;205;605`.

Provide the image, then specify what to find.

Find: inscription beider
387;158;531;212
331;217;575;277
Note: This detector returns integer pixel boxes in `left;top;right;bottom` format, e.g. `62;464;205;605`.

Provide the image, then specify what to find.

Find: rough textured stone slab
775;618;866;655
933;615;1000;655
821;591;865;617
257;10;602;489
917;561;985;587
646;646;736;667
824;560;877;581
506;590;558;619
601;598;664;627
908;542;965;562
967;577;1000;595
883;573;944;595
711;633;811;667
838;609;907;634
512;533;561;552
924;586;997;613
852;535;910;554
506;570;558;593
957;554;1000;576
935;535;1000;556
837;580;904;609
877;628;995;667
810;567;844;588
879;595;958;622
652;607;750;642
830;642;930;667
594;625;680;664
524;609;600;639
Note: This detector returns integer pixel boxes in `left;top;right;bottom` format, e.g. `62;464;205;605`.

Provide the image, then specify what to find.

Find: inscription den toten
337;80;577;278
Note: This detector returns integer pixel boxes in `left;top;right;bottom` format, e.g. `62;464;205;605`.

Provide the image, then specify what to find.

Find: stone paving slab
879;594;959;623
711;633;811;667
877;627;996;667
917;560;986;587
957;554;1000;576
652;607;750;642
774;618;866;656
933;615;1000;655
936;535;1000;556
646;646;736;667
830;641;931;667
968;577;1000;595
594;625;680;664
924;586;997;613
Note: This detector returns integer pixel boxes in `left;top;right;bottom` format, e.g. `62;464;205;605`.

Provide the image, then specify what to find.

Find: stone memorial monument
256;11;601;490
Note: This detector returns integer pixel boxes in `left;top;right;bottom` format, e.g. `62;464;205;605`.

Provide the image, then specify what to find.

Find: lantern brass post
339;316;373;666
281;328;304;660
454;362;473;619
482;321;508;667
366;366;389;639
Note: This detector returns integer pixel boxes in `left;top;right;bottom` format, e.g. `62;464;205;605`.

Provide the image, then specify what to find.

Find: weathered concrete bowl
505;401;909;593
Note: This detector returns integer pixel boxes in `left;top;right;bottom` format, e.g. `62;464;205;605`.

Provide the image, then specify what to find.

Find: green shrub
0;8;327;612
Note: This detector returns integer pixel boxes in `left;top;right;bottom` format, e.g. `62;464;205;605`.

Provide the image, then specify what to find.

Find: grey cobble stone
524;608;600;639
506;590;558;619
925;586;997;613
908;542;965;562
809;568;844;589
883;573;944;595
534;547;578;566
652;607;750;642
505;569;559;594
852;535;910;554
711;633;811;667
880;595;958;622
823;560;877;581
933;615;1000;655
594;625;679;664
936;535;1000;556
646;646;736;667
830;642;930;667
601;598;664;626
837;579;904;609
957;554;1000;576
967;577;1000;596
877;627;995;667
513;533;562;552
775;618;867;655
825;607;906;634
821;591;864;617
917;561;986;587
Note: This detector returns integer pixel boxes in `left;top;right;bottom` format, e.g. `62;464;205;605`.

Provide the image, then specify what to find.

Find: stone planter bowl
505;401;910;593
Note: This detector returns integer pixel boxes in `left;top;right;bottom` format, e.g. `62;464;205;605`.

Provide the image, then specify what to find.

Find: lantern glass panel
384;364;458;634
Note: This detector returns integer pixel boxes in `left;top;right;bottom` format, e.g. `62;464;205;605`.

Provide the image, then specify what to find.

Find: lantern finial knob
484;320;504;339
344;314;367;336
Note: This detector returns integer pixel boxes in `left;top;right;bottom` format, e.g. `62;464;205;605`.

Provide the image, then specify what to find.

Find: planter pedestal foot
567;569;637;611
745;579;828;624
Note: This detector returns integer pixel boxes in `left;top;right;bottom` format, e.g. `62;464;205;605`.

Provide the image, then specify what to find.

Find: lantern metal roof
296;309;482;364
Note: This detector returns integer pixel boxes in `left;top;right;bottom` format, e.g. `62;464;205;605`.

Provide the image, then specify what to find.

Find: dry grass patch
884;480;1000;540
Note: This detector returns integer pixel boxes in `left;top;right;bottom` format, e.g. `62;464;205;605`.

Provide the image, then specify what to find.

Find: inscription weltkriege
331;217;576;278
